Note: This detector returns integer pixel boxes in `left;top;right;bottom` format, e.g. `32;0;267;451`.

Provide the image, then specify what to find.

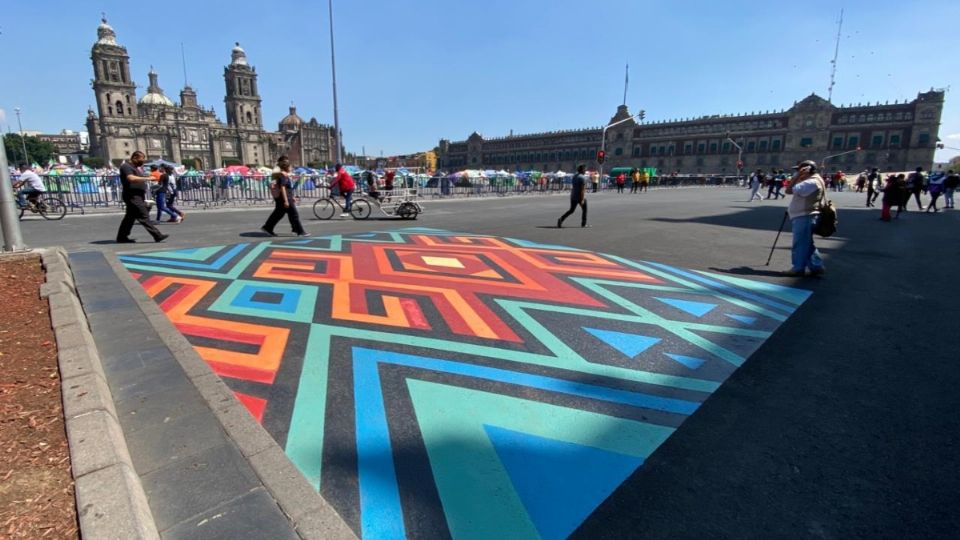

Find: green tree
3;133;57;165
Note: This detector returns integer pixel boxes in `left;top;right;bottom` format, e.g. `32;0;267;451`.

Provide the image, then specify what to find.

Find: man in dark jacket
558;164;588;228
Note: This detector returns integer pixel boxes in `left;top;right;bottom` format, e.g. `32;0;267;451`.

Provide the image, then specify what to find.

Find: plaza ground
14;186;960;538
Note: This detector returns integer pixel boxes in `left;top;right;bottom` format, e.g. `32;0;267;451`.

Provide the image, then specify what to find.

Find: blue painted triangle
484;424;644;540
663;353;706;370
725;314;758;325
654;297;717;317
583;327;660;358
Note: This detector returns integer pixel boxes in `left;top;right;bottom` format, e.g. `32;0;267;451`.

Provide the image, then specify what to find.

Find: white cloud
947;133;960;140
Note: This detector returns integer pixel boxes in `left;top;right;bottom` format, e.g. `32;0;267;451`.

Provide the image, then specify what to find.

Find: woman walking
261;156;308;237
156;165;182;223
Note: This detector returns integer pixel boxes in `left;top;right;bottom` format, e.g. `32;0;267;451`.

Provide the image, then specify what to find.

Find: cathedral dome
96;17;118;46
279;106;303;130
139;68;174;107
230;42;248;66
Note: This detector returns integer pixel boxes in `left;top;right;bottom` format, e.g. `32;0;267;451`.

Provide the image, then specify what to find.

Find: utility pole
599;112;643;188
0;134;27;251
14;108;29;164
328;0;342;164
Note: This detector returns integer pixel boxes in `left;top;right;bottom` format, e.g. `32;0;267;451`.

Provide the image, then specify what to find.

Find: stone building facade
438;91;944;174
85;18;337;168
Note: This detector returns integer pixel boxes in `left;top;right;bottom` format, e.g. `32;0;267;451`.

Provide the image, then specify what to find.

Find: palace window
759;140;768;151
895;112;904;120
697;143;705;153
918;133;930;146
872;135;884;147
771;139;781;151
614;148;623;156
746;141;755;152
833;136;843;149
709;142;718;153
633;147;640;157
889;134;901;147
904;112;912;120
848;136;859;148
684;143;693;154
800;137;813;148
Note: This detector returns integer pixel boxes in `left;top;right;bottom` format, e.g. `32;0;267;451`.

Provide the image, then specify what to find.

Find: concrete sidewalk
64;250;355;539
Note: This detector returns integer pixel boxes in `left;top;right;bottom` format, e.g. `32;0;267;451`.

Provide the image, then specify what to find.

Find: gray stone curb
102;252;357;540
40;248;160;540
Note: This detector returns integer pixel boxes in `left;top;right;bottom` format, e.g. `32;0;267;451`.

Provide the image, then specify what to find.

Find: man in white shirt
13;163;46;209
783;160;826;277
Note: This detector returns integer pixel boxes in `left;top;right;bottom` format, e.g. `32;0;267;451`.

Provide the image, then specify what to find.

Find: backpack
813;178;838;237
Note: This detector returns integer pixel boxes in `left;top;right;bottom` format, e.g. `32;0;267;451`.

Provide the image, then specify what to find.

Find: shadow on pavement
650;205;789;232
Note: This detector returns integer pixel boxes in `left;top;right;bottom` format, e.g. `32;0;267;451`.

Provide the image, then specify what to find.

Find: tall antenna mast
623;63;629;106
827;8;843;103
180;42;189;87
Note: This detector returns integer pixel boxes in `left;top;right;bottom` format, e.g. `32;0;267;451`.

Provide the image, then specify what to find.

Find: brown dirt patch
0;257;79;538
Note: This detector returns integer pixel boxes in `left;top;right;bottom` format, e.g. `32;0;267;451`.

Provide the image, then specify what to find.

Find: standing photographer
782;160;826;277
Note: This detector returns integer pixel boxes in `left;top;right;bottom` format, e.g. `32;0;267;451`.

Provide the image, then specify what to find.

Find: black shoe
155;234;169;243
557;219;563;228
260;227;278;237
116;238;136;244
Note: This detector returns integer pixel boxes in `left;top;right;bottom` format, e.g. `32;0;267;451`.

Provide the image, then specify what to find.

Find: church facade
438;91;945;175
85;18;338;169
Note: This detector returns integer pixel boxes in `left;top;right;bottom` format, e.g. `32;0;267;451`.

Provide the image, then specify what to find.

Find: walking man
261;156;308;237
748;169;763;201
944;170;958;209
908;167;926;210
116;151;167;243
866;167;881;207
782;160;825;277
557;164;588;228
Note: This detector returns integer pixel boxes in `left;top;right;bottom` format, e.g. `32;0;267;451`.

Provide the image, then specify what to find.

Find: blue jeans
790;214;824;273
156;192;179;220
343;189;353;212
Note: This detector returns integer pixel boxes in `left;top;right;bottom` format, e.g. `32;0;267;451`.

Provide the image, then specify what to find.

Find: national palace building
85;18;338;168
437;90;945;175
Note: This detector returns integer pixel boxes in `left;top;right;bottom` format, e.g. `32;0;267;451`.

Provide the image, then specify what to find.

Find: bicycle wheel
313;198;336;220
40;197;67;221
398;202;419;220
350;199;372;220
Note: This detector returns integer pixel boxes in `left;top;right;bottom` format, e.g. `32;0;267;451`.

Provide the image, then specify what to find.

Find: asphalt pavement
22;186;960;538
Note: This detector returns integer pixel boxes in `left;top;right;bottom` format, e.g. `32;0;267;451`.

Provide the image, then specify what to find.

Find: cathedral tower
223;43;262;130
90;17;136;120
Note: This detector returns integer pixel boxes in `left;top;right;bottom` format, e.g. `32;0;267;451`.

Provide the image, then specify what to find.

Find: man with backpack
261;156;308;237
782;160;826;277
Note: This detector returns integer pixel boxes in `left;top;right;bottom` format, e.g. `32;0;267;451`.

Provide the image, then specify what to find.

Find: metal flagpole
328;0;342;164
622;64;629;106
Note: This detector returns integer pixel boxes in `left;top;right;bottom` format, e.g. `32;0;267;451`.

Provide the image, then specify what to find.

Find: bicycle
16;194;67;221
312;194;372;220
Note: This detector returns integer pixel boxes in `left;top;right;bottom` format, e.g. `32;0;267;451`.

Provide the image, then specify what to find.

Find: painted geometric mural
120;228;811;539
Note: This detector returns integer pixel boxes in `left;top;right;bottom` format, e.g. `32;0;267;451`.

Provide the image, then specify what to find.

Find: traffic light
596;150;606;164
639;110;646;121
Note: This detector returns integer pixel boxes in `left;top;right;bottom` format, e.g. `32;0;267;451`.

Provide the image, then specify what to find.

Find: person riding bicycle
13;163;46;210
330;163;356;217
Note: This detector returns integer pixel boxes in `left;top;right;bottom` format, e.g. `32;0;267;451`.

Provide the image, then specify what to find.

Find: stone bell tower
223;42;263;131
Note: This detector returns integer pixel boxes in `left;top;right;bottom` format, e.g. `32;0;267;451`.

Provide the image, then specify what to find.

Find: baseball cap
792;160;817;170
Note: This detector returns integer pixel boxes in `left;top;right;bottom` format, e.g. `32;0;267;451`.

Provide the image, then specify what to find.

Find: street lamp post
599;112;643;188
328;0;342;165
726;133;743;185
14;108;29;165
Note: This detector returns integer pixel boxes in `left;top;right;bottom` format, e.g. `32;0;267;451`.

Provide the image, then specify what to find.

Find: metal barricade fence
21;173;744;211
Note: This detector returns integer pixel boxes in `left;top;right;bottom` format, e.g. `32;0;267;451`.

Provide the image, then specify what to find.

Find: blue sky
1;0;957;161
